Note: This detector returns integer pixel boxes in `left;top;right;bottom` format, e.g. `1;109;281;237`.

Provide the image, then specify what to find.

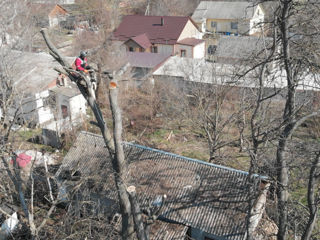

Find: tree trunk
40;29;136;240
277;2;293;239
301;152;320;240
276;135;289;240
127;186;148;240
109;82;135;239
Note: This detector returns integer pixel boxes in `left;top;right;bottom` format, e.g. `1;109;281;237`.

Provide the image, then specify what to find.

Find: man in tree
75;51;90;73
75;51;97;91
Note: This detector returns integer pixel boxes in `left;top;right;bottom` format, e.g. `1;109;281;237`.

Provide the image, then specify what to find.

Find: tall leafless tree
40;28;148;240
241;1;320;239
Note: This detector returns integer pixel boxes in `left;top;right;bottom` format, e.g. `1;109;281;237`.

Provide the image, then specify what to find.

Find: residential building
5;51;86;128
48;4;87;29
192;1;277;36
113;15;205;59
55;131;276;240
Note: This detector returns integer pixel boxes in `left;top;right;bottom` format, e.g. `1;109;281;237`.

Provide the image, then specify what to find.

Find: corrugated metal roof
113;15;196;45
56;131;265;240
150;221;188;240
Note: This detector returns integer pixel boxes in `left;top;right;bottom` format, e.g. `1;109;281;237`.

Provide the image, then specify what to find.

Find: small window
207;45;217;55
151;46;158;53
61;105;68;119
129;47;134;52
211;21;217;28
180;49;186;57
231;22;238;29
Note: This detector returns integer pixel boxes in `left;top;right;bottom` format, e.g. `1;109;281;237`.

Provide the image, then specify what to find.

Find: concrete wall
174;45;193;58
156;44;174;55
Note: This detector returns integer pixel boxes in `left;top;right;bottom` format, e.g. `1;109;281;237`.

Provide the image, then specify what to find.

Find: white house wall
20;90;54;125
37;106;54;125
250;5;264;35
49;17;59;28
178;20;202;41
69;94;86;123
193;42;205;59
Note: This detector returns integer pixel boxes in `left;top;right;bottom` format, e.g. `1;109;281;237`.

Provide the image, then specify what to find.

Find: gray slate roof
56;131;266;240
214;35;273;63
192;1;255;22
2;50;75;95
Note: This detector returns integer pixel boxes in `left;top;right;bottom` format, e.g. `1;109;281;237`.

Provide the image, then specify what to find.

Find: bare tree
40;28;148;240
239;1;320;239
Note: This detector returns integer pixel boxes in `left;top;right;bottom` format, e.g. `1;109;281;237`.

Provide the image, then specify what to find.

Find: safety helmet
80;51;87;58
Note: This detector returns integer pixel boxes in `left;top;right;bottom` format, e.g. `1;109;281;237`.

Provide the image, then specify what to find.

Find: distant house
48;4;87;29
192;1;277;36
113;15;205;59
55;131;276;240
5;51;86;129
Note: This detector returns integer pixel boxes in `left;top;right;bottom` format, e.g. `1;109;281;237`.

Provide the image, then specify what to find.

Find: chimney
160;17;164;26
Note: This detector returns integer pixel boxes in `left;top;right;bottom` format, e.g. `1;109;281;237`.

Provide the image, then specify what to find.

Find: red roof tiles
113;15;195;45
128;33;152;49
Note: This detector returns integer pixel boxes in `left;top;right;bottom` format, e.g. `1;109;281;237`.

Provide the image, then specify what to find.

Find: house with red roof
113;15;205;59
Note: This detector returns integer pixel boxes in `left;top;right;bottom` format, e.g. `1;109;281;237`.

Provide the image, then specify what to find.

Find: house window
151;46;158;53
231;22;238;29
61;105;68;119
211;21;217;28
207;45;217;55
129;47;134;52
180;49;186;57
